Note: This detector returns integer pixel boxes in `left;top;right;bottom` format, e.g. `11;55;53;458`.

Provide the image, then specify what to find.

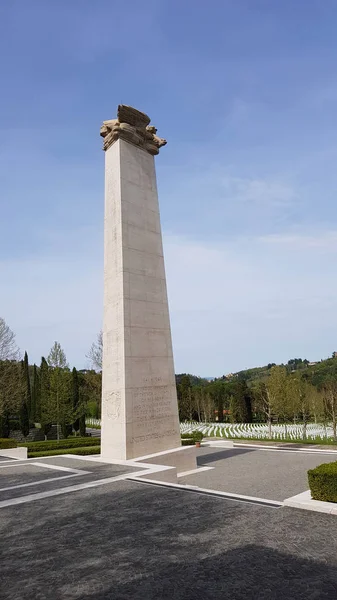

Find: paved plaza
1;447;337;599
180;445;337;501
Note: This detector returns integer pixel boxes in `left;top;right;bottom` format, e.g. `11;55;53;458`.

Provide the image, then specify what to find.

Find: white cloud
219;175;297;207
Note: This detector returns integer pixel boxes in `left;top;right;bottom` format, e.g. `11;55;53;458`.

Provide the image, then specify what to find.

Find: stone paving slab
0;457;142;504
1;479;337;599
0;463;71;488
179;447;337;501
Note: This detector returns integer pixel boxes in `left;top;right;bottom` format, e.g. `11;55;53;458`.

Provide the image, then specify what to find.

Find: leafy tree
321;377;337;441
287;374;312;439
48;341;68;369
253;367;288;436
201;390;215;422
0;318;22;435
177;375;194;421
230;381;253;423
47;342;71;440
0;360;23;427
81;370;102;419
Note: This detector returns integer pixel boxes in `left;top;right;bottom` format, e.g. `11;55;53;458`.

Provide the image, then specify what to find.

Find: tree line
2;315;337;441
0;318;101;439
177;363;337;440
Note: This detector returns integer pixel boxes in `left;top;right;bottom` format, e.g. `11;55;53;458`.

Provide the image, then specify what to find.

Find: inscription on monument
132;386;174;422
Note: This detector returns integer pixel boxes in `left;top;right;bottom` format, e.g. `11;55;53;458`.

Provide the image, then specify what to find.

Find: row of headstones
180;421;334;441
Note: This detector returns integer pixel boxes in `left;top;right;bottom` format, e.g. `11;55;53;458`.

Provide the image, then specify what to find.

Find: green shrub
308;461;337;503
28;446;101;458
191;430;203;442
19;437;101;452
0;438;18;449
181;430;203;444
9;420;21;431
181;438;195;446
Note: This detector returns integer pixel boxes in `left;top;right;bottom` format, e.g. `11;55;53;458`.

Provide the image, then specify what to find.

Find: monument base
133;445;197;481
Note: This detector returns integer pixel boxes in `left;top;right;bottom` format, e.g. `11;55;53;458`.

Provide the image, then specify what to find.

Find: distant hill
178;353;337;388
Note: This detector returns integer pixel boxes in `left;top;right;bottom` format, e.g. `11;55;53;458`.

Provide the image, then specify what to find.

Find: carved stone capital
100;105;167;155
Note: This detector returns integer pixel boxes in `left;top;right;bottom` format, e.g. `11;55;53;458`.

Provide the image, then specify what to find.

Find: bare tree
322;379;337;441
0;318;22;425
86;330;103;371
0;317;20;360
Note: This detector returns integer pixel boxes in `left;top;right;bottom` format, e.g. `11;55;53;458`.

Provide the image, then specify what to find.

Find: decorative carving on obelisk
100;104;167;155
100;105;181;460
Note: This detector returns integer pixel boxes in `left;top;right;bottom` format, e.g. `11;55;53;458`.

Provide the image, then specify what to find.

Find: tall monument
100;105;181;460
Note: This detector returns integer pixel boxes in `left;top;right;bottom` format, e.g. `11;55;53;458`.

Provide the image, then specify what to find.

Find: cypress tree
19;352;31;436
19;358;30;437
72;367;80;435
79;414;86;437
40;356;52;440
31;364;41;423
23;351;32;419
0;413;10;438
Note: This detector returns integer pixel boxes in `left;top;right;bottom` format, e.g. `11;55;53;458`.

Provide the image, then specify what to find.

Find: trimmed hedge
308;461;337;503
181;431;203;443
19;437;101;452
28;446;101;458
0;438;17;449
181;438;195;446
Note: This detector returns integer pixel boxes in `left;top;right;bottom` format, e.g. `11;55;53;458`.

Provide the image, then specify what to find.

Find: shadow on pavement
78;544;337;600
197;447;255;466
2;480;337;600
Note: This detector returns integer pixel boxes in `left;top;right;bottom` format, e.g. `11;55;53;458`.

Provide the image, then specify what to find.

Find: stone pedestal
100;106;182;460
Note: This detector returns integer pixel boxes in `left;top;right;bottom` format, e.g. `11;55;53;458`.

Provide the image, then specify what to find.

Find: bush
0;438;17;449
9;420;21;431
19;437;101;452
181;430;203;444
308;461;337;503
28;446;101;458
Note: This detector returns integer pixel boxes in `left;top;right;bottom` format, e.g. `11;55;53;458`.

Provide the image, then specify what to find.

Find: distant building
333;352;337;359
308;362;318;366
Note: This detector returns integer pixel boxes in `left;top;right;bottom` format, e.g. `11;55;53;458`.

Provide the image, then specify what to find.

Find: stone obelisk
100;105;181;460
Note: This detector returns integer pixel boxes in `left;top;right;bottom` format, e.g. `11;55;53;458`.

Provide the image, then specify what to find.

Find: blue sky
1;0;337;375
